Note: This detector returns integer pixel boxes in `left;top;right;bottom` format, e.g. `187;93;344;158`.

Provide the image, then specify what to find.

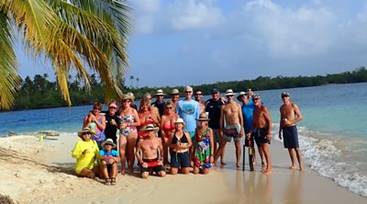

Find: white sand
0;133;366;204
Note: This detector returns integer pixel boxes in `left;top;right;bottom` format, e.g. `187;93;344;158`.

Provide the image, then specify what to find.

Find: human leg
288;148;297;169
126;133;138;173
295;148;303;171
235;140;242;168
262;144;272;175
119;136;127;175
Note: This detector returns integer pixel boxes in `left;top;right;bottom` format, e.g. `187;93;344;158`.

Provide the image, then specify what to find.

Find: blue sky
18;0;367;87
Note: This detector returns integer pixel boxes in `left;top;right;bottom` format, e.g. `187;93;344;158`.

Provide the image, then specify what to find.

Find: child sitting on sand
99;139;119;185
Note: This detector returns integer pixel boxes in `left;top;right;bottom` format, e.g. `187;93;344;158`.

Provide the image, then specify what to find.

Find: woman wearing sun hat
71;127;100;178
193;113;214;174
119;94;140;174
168;118;192;175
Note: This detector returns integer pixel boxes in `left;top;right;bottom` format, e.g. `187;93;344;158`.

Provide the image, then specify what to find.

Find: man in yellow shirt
71;128;100;178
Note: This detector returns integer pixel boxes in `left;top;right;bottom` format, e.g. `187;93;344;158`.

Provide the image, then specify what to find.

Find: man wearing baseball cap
279;91;304;171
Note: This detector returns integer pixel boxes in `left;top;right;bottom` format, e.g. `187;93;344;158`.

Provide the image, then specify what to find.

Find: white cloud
169;0;222;30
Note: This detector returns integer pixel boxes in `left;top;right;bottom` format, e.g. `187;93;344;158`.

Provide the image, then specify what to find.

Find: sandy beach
0;133;366;204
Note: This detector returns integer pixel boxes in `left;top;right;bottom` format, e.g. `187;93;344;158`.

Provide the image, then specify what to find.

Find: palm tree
0;0;130;109
129;75;134;88
136;77;139;88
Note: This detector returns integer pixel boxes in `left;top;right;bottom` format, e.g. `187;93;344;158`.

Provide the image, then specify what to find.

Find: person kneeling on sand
168;118;192;175
136;124;166;179
71;128;100;178
99;139;119;185
193;113;214;174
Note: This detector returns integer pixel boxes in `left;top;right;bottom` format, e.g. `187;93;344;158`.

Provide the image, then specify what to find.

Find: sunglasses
185;91;192;93
123;100;132;103
109;106;117;109
253;98;260;101
166;106;173;109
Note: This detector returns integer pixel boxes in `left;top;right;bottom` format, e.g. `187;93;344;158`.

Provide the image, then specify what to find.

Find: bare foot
221;161;227;166
299;165;304;171
236;163;240;169
263;170;272;175
289;165;297;170
120;169;126;175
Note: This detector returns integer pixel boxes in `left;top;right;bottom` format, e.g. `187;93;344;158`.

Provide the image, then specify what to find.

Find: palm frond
0;11;20;109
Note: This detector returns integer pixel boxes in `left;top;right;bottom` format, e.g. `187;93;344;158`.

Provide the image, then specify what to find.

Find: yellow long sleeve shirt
71;139;99;174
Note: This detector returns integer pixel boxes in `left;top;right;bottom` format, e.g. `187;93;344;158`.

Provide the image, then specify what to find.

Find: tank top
172;131;189;145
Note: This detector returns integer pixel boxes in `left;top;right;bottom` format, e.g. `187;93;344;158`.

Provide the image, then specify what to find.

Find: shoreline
0;133;366;203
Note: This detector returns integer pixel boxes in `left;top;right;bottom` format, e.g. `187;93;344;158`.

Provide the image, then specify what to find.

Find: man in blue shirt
177;86;200;139
238;91;264;167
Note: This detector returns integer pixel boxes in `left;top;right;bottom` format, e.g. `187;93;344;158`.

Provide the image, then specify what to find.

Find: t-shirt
152;100;165;116
242;100;255;133
104;113;121;144
177;99;200;133
71;139;99;174
99;149;119;157
205;99;225;129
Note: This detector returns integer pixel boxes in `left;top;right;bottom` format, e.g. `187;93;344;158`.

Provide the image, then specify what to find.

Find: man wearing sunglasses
215;89;244;168
194;89;206;114
177;86;200;140
252;95;272;175
104;101;122;144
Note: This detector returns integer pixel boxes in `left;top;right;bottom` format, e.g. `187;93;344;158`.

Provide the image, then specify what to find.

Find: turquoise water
0;83;367;196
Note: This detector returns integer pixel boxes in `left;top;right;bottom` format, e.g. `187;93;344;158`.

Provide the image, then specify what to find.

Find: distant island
11;67;367;110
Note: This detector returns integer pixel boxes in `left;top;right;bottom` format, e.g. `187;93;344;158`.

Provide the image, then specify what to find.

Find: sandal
111;178;116;185
104;178;111;185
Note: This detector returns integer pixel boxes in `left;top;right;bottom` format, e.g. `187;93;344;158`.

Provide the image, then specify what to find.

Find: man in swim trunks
152;89;166;116
214;89;244;168
205;89;225;164
279;92;304;171
136;124;166;178
252;95;272;175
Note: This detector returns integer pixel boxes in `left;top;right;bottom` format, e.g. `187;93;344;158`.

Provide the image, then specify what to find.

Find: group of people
71;86;304;185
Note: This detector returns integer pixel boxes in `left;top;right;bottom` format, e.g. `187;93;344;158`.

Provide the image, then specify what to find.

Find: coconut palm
0;0;130;109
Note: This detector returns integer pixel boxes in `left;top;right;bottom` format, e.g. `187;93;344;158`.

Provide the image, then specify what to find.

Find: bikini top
171;132;188;145
162;121;175;132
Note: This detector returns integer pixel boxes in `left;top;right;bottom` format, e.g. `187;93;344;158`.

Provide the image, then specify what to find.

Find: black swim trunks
253;128;271;145
244;131;255;147
282;126;299;148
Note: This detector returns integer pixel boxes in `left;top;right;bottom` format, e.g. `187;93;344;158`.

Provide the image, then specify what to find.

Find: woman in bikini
193;113;214;174
138;93;160;138
119;94;140;174
168;118;192;175
83;102;106;147
160;100;178;166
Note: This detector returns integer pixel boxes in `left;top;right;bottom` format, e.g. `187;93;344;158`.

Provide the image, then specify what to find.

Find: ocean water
0;83;366;196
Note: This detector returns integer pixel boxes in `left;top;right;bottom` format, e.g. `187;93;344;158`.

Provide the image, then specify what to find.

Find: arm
136;141;144;164
279;107;283;139
219;106;224;137
82;114;92;128
238;104;244;137
293;104;303;124
71;141;83;159
158;138;164;161
132;109;141;127
94;115;106;130
186;132;193;149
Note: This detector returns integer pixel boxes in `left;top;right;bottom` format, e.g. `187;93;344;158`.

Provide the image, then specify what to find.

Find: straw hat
78;127;95;137
171;89;180;95
126;92;135;101
197;113;210;121
225;89;235;96
155;89;165;96
141;124;160;132
101;138;116;148
174;118;185;125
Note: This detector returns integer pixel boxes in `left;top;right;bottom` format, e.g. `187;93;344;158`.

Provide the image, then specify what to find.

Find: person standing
176;86;200;139
170;89;180;111
160;100;178;165
119;94;140;174
238;91;264;167
252;95;272;175
214;89;244;168
104;101;121;145
152;89;166;116
205;89;224;164
194;89;206;114
279;92;304;171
